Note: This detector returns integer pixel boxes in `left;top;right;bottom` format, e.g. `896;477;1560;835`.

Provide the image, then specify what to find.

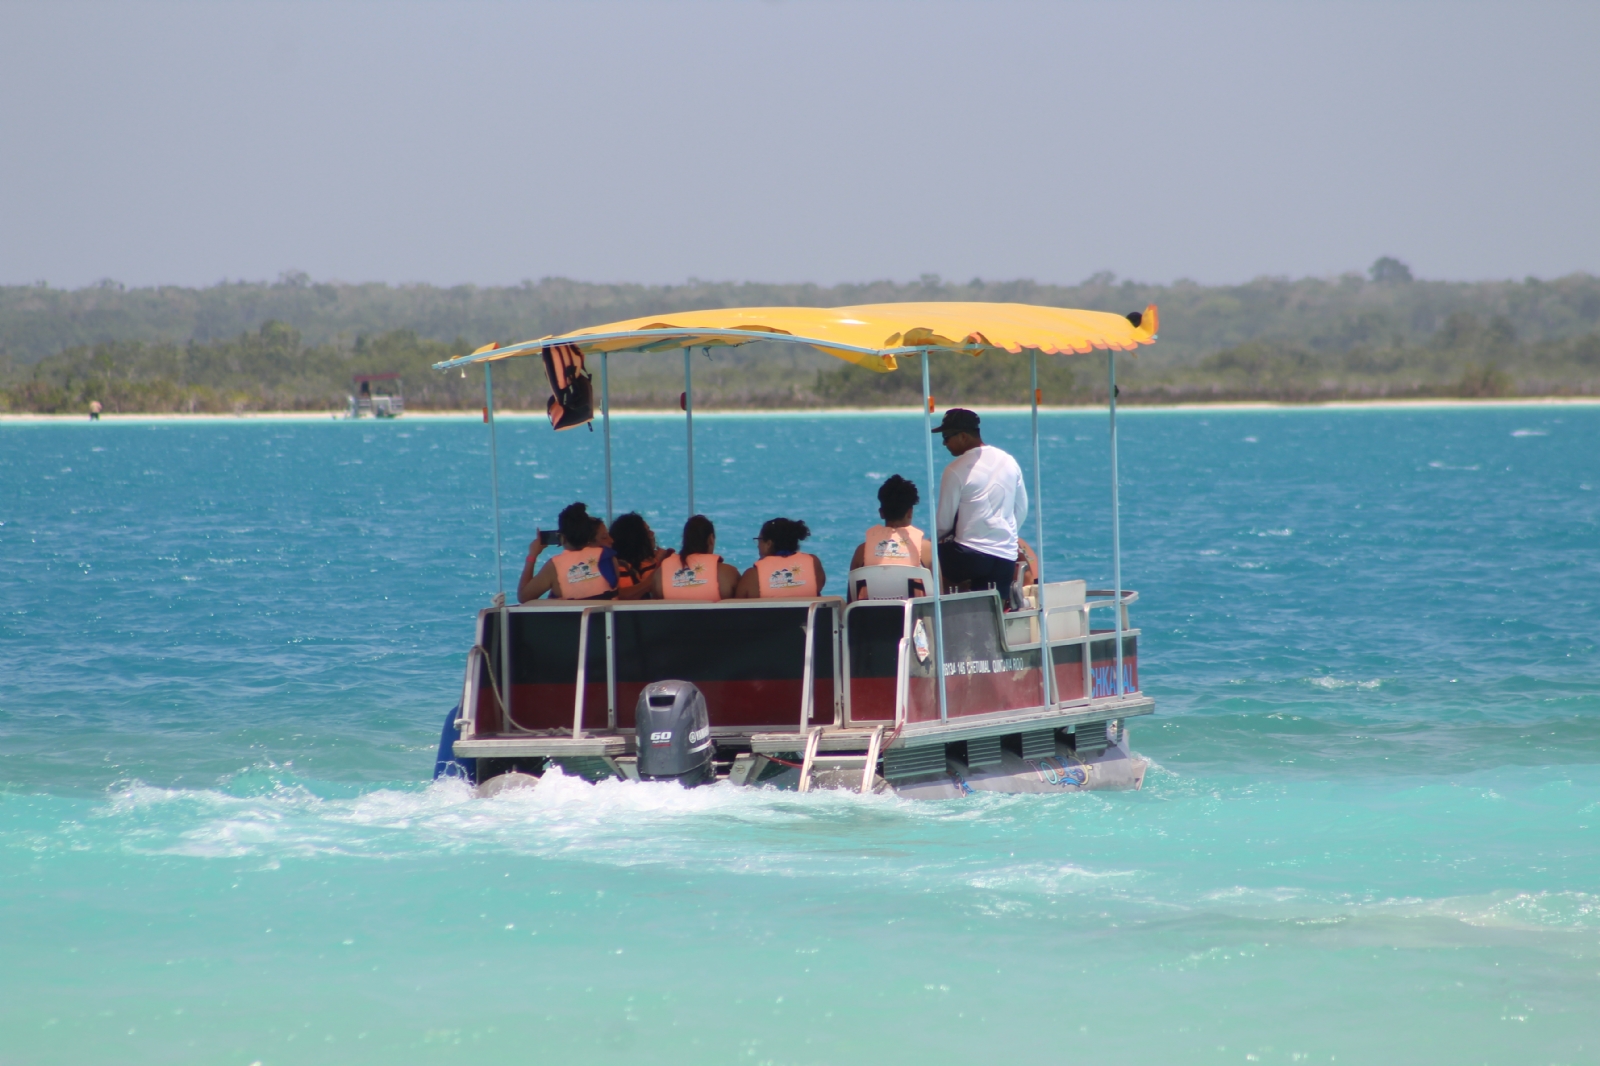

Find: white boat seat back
1022;580;1087;640
848;565;933;601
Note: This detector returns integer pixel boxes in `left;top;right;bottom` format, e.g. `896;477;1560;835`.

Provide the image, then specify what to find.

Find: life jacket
542;342;594;431
863;524;926;568
616;548;670;593
661;552;723;601
552;546;616;600
754;552;820;598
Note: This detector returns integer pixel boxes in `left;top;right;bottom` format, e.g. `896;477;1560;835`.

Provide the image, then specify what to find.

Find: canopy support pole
601;352;613;522
1108;350;1125;698
1031;350;1051;708
484;363;505;602
684;348;696;518
920;353;948;723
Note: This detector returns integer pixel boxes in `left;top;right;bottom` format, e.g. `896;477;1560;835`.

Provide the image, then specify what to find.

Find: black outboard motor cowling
635;681;714;785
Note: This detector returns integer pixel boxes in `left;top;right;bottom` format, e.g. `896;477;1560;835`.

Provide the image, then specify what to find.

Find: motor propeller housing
635;681;713;785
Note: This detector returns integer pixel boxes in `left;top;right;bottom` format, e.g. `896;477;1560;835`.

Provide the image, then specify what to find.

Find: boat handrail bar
893;637;910;726
1084;590;1137;636
571;603;617;740
799;601;821;734
457;645;483;735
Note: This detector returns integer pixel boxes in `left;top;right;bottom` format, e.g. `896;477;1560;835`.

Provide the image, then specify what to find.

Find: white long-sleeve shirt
936;444;1028;560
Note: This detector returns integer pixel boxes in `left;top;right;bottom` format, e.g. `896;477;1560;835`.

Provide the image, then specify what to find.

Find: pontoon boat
429;303;1159;797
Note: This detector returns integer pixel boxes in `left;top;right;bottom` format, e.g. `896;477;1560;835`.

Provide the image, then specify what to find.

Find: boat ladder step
793;725;885;795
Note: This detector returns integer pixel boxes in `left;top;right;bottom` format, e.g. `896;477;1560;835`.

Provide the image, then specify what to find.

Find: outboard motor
635;681;714;786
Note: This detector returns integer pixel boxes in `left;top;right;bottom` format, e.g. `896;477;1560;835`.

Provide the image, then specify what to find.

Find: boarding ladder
747;726;886;794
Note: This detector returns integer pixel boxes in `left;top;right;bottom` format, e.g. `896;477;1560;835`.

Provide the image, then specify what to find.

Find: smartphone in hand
538;529;562;546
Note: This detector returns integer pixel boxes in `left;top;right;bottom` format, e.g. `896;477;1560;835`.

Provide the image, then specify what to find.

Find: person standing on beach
932;408;1028;606
88;400;101;421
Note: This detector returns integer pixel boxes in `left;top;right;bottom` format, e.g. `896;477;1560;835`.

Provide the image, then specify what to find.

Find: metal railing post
484;363;505;601
920;352;949;722
605;611;617;731
571;605;607;739
1108;350;1125;698
601;351;613;522
1031;348;1052;709
799;602;820;733
684;347;696;518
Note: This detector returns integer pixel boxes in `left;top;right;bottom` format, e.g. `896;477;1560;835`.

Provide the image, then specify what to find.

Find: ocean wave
1305;676;1384;690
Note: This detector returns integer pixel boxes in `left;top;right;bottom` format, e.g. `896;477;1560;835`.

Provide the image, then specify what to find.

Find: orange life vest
616;548;670;593
661;553;723;601
754;552;820;598
552;546;616;600
863;524;926;568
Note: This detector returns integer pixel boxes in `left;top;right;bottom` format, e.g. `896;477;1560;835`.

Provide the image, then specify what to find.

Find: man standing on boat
932;408;1028;606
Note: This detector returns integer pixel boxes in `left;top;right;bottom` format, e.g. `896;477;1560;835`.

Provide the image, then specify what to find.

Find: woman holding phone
517;502;619;602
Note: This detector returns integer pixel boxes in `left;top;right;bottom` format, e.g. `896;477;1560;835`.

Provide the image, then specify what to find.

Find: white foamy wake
100;768;1024;877
88;772;1600;935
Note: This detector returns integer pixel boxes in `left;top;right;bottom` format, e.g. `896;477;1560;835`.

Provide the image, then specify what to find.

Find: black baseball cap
931;408;981;436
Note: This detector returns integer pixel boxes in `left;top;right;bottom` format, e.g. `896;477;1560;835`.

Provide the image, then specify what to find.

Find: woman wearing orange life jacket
849;474;934;573
517;501;619;602
736;517;827;599
609;512;672;601
649;515;740;601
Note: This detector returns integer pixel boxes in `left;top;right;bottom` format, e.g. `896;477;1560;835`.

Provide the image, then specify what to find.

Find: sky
2;0;1596;290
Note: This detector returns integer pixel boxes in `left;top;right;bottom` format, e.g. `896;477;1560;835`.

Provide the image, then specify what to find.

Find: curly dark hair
758;517;810;553
877;475;920;521
557;502;597;548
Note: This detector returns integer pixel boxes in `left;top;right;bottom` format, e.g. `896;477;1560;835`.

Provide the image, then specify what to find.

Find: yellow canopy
434;301;1158;373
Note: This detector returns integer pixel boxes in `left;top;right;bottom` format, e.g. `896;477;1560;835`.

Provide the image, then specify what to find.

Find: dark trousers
937;541;1015;606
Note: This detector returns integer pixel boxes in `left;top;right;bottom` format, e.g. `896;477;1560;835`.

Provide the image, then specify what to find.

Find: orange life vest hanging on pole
542;342;594;431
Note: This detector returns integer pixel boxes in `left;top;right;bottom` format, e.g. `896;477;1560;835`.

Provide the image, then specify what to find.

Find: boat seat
1014;579;1087;642
848;565;932;602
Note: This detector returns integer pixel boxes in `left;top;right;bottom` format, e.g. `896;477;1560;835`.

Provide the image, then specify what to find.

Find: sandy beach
5;395;1600;423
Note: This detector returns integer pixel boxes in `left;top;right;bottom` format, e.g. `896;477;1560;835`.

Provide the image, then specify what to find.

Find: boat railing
839;585;1144;732
798;600;822;734
468;597;844;739
570;602;614;739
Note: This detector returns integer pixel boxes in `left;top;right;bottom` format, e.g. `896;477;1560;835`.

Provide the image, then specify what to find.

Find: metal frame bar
860;725;884;793
799;601;821;733
436;328;923;371
1108;351;1125;697
605;611;617;730
919;354;949;722
499;606;513;733
601;351;613;522
458;645;482;740
570;603;614;739
684;348;696;518
484;364;505;600
1029;350;1053;710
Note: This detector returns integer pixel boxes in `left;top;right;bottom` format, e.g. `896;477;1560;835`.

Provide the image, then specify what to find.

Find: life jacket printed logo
766;566;805;589
671;565;707;588
564;560;600;584
872;537;912;560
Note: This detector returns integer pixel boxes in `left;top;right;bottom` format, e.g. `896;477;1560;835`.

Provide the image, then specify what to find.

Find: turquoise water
3;406;1598;1065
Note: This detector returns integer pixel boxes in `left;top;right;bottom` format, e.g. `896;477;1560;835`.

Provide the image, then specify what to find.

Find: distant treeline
3;261;1600;412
